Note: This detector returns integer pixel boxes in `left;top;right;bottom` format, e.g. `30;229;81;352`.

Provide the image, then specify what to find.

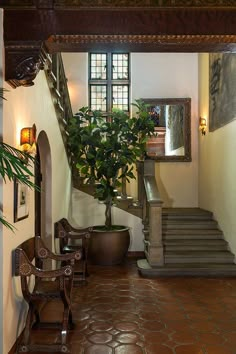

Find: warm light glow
199;117;207;136
20;124;37;154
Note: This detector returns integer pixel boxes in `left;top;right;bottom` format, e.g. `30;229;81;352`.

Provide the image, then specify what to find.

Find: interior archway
37;130;53;263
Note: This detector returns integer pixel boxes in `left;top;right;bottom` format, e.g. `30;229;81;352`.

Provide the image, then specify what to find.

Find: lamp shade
20;124;36;146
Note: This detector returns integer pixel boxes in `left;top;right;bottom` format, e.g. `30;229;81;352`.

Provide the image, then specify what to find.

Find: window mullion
107;53;112;114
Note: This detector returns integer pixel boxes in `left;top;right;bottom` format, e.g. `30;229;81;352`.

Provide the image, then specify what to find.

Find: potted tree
68;100;155;265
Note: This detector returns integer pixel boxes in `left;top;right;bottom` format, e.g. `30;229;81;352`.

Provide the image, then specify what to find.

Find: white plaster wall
63;53;199;207
132;53;199;207
71;189;144;251
64;53;199;251
199;53;236;256
62;53;88;114
2;70;71;353
0;9;4;353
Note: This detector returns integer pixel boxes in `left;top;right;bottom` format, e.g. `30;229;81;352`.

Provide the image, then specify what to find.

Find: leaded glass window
89;52;130;113
112;54;129;80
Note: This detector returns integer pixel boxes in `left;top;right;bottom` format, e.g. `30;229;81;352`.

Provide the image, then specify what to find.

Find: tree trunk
105;199;112;229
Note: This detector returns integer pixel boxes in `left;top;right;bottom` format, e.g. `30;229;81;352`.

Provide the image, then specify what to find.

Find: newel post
143;160;164;266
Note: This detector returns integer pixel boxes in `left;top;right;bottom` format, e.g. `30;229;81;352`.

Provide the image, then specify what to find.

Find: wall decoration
14;179;29;222
209;53;236;131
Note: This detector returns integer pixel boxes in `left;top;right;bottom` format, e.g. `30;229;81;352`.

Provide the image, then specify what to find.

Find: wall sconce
20;124;37;155
199;117;207;136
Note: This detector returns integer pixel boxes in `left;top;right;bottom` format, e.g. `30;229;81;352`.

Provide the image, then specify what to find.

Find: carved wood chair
14;235;82;353
54;218;92;284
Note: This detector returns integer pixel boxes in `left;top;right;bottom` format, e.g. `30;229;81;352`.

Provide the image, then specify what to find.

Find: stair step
137;259;236;277
163;229;223;239
162;208;213;220
164;243;229;252
162;220;218;229
165;251;235;264
164;239;227;245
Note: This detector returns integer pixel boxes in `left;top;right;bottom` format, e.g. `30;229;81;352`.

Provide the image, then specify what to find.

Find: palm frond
0;214;16;232
0;142;40;190
0;88;9;100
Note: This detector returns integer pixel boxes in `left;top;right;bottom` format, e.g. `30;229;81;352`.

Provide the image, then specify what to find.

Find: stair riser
162;216;213;221
164;240;227;245
163;223;218;230
165;257;234;264
165;245;229;251
163;235;223;240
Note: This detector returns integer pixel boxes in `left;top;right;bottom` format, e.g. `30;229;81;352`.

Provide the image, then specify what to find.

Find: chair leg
18;303;35;351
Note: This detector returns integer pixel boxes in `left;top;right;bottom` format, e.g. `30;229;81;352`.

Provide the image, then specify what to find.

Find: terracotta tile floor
27;260;236;354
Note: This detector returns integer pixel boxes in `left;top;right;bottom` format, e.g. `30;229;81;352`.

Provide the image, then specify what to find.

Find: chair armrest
70;225;93;234
37;247;82;262
68;231;91;240
33;264;73;279
15;248;73;278
36;236;82;262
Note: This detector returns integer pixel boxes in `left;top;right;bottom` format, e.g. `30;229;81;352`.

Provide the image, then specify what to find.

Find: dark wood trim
2;0;236;8
5;44;49;88
35;145;41;237
8;331;23;354
127;251;145;259
46;34;236;53
2;4;236;87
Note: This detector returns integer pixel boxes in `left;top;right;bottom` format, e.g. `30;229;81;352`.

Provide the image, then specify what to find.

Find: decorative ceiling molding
48;34;236;45
2;0;236;7
5;44;49;88
46;34;236;53
55;0;236;7
2;2;236;87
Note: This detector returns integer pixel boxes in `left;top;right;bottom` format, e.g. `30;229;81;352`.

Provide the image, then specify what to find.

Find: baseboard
127;251;145;259
8;332;23;354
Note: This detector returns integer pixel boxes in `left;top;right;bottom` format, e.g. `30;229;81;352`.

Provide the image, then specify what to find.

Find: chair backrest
14;236;53;276
15;237;36;276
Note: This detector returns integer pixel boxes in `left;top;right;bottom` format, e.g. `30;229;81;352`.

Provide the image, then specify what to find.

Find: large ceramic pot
89;226;130;265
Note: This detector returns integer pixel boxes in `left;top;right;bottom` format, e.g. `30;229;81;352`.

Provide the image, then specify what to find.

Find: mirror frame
142;97;191;162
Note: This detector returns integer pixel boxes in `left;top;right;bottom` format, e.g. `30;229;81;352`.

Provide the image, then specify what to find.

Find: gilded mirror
143;98;191;162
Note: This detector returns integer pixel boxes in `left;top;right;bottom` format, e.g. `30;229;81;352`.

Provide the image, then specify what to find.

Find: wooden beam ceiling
1;1;236;88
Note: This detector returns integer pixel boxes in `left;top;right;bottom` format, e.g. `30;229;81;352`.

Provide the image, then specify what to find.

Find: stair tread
164;239;227;244
163;208;212;215
163;229;223;234
166;250;234;255
154;263;236;269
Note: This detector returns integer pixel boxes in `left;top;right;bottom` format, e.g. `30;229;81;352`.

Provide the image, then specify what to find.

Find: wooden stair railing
142;160;164;266
44;52;73;162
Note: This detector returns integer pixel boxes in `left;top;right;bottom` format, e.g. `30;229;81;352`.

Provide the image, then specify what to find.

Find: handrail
142;160;164;266
144;175;162;205
44;52;73;162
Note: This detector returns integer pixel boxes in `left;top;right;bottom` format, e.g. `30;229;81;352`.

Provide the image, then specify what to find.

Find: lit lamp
20;124;37;155
199;117;207;136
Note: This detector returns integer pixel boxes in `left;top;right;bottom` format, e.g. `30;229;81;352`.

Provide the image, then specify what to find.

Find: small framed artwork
14;179;29;222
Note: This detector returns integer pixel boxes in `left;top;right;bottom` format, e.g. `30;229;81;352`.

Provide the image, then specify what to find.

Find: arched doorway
35;131;53;259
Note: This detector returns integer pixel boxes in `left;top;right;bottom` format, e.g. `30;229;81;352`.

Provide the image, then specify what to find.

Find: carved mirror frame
143;97;191;162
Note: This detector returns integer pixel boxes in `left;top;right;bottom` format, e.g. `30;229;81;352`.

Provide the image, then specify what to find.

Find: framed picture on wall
209;53;236;131
14;179;29;222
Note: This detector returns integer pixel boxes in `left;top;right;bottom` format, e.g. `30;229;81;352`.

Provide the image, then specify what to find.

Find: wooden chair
54;218;92;283
14;235;82;353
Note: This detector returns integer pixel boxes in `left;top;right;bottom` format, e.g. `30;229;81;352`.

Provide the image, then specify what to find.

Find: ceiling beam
2;4;236;87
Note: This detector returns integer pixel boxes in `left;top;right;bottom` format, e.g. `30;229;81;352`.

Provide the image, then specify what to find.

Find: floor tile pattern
26;261;236;354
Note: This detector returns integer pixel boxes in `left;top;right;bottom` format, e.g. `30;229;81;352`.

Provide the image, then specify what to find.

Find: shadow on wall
155;166;174;207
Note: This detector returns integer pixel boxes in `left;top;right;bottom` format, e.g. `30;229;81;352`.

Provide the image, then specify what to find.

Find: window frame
88;52;130;114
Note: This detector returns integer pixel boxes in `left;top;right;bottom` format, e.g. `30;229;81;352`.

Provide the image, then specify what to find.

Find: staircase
138;208;236;277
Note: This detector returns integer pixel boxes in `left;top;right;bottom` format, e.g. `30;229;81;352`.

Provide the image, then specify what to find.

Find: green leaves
0;142;39;232
0;142;38;189
67;101;156;227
